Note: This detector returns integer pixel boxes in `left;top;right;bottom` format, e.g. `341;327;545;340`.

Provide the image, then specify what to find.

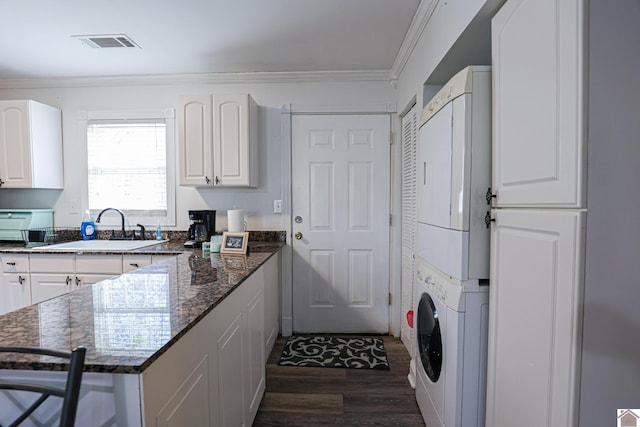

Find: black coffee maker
184;210;216;248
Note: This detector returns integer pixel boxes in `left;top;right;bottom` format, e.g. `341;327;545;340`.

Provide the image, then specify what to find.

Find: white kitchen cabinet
262;252;280;360
30;254;75;303
30;274;73;304
486;209;585;427
0;100;63;189
142;255;272;427
30;254;121;302
178;93;258;187
216;312;245;427
487;1;587;426
212;93;259;187
491;0;585;208
178;95;213;186
151;254;177;264
0;255;31;314
73;255;122;288
244;273;265;422
122;255;153;273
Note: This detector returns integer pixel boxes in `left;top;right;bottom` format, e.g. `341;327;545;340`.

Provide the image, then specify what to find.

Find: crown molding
283;103;397;114
390;0;439;81
0;69;394;90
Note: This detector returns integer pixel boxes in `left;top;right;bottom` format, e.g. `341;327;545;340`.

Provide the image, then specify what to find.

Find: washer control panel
416;258;465;311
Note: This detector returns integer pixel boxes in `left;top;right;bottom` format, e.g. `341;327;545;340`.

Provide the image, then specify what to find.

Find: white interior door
292;114;390;333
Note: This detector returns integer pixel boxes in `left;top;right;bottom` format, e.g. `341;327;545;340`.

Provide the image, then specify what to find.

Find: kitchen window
80;109;176;228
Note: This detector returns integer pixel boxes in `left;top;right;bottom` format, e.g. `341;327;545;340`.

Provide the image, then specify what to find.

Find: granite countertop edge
0;240;284;375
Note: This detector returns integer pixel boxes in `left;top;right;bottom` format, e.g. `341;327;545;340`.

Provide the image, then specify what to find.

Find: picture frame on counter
220;231;249;255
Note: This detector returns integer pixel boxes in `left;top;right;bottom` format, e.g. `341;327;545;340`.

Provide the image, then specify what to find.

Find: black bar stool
0;346;86;427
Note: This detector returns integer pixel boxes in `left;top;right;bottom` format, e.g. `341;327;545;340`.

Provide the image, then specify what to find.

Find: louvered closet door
401;104;418;353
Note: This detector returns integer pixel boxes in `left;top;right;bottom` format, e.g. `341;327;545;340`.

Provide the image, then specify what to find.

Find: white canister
227;209;247;232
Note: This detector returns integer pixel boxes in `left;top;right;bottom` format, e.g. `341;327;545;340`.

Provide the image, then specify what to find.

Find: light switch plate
273;200;282;214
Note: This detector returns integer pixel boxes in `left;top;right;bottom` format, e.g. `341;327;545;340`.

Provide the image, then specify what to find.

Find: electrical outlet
273;200;282;214
68;199;80;214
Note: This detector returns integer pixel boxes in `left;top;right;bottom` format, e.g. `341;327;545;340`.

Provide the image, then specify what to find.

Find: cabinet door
212;93;258;187
75;274;116;288
486;209;584;427
244;275;264;422
262;253;280;359
491;0;585;207
216;313;245;427
178;95;213;186
0;100;62;189
0;101;33;188
30;273;71;304
0;273;31;314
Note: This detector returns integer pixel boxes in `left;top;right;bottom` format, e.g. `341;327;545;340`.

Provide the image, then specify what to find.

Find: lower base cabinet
142;256;270;427
0;273;31;314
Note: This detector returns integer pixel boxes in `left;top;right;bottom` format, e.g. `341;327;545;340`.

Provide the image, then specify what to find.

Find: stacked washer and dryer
414;66;491;427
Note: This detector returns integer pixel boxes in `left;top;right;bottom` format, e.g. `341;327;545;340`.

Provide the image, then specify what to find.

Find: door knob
294;232;303;240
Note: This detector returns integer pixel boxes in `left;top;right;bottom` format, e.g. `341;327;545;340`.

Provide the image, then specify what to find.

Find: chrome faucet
96;208;127;239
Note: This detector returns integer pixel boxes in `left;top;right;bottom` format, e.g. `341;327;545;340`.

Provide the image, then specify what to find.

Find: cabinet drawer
122;255;152;273
1;255;29;273
76;255;122;275
30;254;75;273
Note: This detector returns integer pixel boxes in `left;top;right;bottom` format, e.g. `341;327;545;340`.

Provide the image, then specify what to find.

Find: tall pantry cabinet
489;1;640;426
487;0;586;426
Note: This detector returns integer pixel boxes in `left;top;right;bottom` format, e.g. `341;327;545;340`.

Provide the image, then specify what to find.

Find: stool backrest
0;346;86;427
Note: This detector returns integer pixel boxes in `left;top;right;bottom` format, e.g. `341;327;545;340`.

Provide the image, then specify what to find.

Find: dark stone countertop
0;240;283;374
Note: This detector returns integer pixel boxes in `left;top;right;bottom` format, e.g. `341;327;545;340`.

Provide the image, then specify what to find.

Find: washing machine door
417;292;442;382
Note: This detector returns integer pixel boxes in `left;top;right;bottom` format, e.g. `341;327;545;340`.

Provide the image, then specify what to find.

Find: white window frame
79;108;176;229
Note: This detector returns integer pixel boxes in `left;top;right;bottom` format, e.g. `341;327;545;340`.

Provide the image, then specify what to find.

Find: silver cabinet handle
130;263;139;268
66;276;72;286
6;262;15;266
75;277;81;287
18;275;25;285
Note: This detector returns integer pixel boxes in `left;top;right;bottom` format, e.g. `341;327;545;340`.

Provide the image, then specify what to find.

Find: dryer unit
417;66;491;280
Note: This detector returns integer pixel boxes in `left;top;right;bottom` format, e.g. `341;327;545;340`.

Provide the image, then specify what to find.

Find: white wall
579;1;640;425
395;0;501;113
0;80;395;232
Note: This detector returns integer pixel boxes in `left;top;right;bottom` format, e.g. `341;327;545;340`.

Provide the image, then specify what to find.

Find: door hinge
389;214;392;226
388;293;392;306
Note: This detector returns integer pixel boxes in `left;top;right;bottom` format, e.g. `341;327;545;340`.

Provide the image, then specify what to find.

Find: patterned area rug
277;335;390;370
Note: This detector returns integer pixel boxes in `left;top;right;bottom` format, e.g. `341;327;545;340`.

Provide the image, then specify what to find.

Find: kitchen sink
30;239;168;252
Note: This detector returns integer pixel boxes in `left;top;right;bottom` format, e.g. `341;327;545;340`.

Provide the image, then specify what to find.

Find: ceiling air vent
72;34;140;49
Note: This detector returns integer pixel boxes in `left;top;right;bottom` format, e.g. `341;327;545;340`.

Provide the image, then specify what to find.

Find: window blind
87;120;167;217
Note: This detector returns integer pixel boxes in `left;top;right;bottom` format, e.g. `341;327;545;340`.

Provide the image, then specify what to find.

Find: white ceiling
0;0;421;80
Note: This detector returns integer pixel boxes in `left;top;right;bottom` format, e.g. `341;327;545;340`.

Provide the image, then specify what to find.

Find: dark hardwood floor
253;335;426;427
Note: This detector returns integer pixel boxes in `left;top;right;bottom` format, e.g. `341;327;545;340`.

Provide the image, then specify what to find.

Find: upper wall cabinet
178;93;258;188
0;100;64;189
491;0;585;208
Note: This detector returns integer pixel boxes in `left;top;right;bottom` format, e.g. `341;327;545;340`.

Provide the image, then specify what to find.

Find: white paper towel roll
227;209;246;232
